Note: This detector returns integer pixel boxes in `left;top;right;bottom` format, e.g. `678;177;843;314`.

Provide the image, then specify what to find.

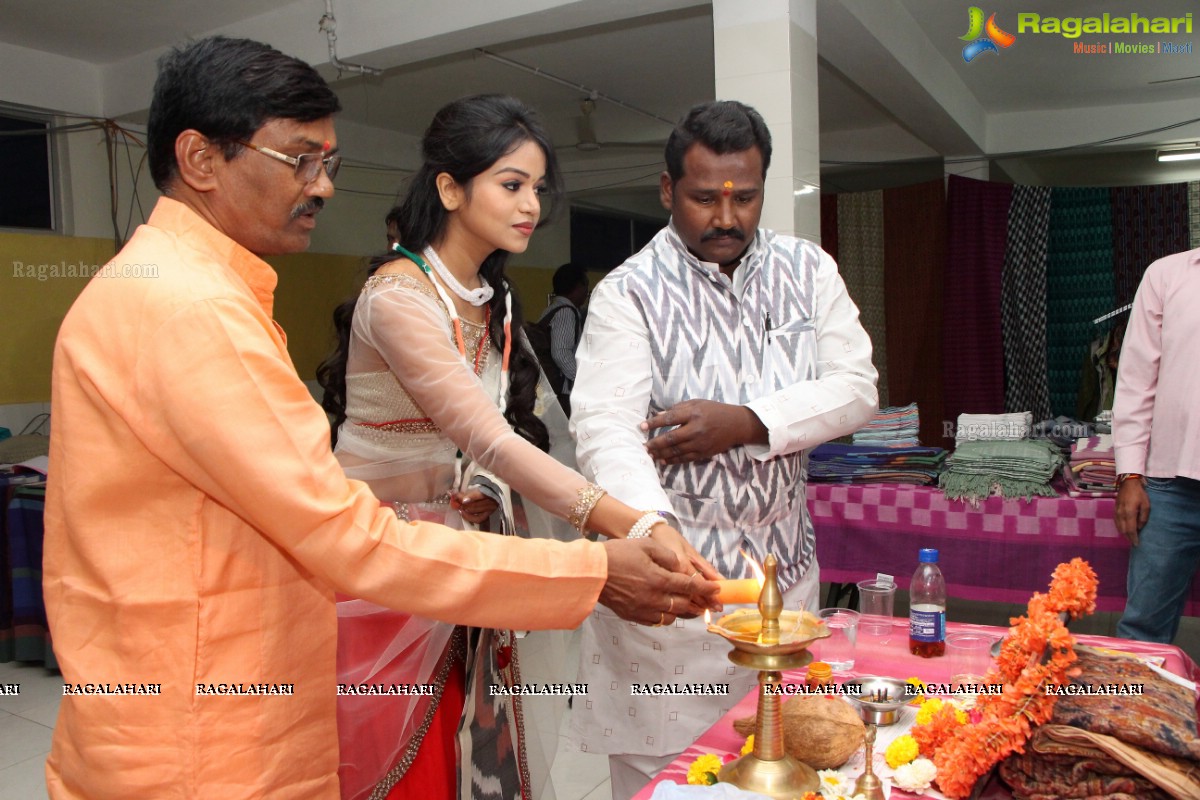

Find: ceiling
5;0;1200;211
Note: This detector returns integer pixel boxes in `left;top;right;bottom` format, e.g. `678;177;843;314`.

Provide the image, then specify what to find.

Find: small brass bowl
848;676;909;726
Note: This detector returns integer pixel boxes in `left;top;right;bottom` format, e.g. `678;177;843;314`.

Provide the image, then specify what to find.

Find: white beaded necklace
422;245;494;306
391;242;514;407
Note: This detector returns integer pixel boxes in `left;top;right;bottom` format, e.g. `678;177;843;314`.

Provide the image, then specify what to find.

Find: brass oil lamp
706;554;830;798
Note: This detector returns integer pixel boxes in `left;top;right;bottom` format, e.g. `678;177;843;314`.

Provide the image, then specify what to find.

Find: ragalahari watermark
12;260;158;281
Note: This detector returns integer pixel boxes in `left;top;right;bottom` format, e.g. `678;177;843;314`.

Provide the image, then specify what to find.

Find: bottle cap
807;661;832;680
919;548;939;563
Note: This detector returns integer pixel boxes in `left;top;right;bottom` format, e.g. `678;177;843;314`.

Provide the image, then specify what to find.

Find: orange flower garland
911;558;1098;799
911;700;967;755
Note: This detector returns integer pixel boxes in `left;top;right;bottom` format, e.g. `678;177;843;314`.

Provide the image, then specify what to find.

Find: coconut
733;695;864;769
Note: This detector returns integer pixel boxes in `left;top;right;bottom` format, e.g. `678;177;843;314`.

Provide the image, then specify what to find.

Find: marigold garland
911;699;967;755
914;697;968;727
910;558;1098;799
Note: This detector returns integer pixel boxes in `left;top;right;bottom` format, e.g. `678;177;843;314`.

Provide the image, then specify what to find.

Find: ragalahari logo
960;7;1016;62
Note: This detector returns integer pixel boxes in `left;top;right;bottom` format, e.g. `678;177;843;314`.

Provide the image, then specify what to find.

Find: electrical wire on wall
0;114;150;248
98;119;148;250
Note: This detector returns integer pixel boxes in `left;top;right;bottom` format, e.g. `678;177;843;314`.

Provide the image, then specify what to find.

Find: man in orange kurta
43;37;707;799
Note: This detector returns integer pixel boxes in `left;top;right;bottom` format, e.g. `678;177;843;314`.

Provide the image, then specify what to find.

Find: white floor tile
0;752;48;800
0;711;52;772
579;778;612;800
11;699;60;730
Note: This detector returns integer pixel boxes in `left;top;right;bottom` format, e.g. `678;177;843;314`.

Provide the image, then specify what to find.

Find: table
633;620;1198;799
809;483;1200;616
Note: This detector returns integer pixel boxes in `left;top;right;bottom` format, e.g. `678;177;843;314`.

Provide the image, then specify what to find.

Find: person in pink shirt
43;35;718;800
1113;248;1200;643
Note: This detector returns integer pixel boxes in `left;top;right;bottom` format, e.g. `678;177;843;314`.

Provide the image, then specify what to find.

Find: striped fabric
603;225;824;588
1111;184;1189;307
0;486;55;666
837;190;888;406
1001;185;1053;421
1046;188;1114;417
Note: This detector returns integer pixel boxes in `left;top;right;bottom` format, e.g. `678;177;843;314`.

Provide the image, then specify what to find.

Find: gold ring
656;612;666;627
667;596;675;614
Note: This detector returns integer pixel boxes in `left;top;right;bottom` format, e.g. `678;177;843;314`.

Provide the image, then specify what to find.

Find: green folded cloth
939;439;1064;502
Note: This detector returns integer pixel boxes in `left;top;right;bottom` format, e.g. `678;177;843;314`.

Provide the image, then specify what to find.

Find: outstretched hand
642;399;767;465
649;524;723;581
599;538;722;626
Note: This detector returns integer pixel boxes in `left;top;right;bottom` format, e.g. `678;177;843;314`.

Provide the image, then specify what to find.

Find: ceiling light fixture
1156;144;1200;162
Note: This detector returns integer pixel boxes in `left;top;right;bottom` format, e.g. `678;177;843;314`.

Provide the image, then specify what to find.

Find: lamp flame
740;549;765;586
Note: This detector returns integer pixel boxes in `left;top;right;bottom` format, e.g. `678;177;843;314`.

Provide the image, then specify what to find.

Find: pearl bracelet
627;511;666;540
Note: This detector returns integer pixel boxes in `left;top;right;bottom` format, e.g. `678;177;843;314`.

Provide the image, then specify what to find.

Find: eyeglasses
237;140;342;183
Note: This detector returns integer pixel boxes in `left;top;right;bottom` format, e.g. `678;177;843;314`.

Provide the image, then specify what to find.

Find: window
570;207;663;271
0;111;54;230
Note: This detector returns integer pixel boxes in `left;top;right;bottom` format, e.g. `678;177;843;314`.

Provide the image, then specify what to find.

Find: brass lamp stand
707;555;829;798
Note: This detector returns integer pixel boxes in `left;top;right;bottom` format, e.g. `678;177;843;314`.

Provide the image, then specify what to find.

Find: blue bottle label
909;608;945;643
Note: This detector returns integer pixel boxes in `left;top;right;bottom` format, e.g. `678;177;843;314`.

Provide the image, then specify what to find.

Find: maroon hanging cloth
942;175;1013;446
1110;184;1189;307
884;180;946;447
820;192;839;262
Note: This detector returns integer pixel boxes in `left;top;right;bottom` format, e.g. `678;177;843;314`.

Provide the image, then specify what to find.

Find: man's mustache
290;197;325;219
701;227;744;241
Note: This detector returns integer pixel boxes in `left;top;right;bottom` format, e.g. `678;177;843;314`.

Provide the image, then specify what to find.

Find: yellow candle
716;578;761;604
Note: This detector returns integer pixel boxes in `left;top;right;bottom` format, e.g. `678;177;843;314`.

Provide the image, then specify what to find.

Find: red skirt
385;657;464;800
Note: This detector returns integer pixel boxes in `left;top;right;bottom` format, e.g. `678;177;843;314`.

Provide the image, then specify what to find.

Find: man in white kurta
568;100;878;798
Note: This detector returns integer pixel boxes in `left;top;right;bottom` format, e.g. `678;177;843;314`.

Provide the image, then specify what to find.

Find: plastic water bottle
909;548;946;657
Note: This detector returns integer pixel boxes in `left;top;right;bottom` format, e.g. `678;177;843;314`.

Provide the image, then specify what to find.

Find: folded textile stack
1064;433;1117;497
999;647;1200;800
852;403;921;447
954;411;1033;443
806;443;946;485
939;437;1064;502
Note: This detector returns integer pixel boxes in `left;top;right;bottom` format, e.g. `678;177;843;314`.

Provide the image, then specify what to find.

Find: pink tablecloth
810;483;1200;616
632;620;1199;800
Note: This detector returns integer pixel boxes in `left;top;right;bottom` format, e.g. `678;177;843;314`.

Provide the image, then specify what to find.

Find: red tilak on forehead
323;140;332;152
722;180;733;196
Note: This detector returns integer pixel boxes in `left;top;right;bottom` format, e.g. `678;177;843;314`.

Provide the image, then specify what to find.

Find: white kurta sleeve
570;280;674;513
744;247;879;460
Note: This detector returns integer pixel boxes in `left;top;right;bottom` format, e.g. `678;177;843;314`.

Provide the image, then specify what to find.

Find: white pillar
713;0;820;242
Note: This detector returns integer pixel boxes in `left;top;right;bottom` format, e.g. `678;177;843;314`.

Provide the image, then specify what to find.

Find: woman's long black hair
317;94;565;450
